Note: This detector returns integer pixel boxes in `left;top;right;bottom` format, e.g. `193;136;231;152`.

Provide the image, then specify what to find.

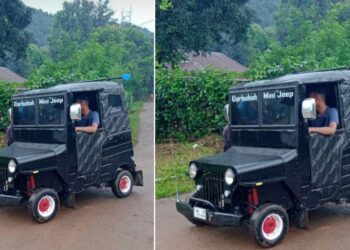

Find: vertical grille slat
0;161;7;193
203;170;225;208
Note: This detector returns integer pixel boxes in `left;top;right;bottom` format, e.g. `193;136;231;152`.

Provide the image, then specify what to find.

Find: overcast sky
22;0;155;32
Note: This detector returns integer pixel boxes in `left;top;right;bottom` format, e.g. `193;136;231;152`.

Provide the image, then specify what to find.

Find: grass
129;101;144;145
156;135;222;198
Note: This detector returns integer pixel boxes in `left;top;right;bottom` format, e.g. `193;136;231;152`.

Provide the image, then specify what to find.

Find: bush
156;68;237;142
0;81;18;131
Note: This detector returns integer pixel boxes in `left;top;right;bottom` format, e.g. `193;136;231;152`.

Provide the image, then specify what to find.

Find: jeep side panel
100;89;135;183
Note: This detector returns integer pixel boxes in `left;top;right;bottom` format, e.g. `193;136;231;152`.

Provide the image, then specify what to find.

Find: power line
138;19;154;26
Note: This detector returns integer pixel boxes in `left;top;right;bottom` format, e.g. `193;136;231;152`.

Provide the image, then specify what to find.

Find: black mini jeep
0;80;143;223
176;69;350;247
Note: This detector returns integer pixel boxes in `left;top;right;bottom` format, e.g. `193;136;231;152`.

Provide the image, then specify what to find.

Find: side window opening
306;83;342;129
73;91;103;128
109;94;123;112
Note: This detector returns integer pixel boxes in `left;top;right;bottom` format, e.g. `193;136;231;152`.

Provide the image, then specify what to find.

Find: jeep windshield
13;95;66;126
231;88;296;126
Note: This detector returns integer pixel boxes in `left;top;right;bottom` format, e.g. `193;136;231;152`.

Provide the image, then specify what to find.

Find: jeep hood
193;146;297;184
0;142;66;165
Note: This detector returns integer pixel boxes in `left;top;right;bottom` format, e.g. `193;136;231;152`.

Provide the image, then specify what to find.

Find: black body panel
193;146;297;184
309;133;345;189
13;128;67;144
0;142;66;167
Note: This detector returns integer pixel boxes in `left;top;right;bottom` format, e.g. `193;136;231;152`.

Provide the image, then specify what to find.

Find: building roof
180;52;248;72
0;67;26;83
231;69;350;91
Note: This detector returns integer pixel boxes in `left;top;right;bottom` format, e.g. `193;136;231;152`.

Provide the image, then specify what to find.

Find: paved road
157;196;350;250
0;101;154;250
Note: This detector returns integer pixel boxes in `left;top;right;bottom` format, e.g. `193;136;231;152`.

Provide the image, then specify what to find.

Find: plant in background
0;81;17;131
156;68;237;142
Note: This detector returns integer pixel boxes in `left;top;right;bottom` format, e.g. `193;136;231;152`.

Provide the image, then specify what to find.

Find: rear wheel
28;188;59;223
249;204;289;248
112;170;134;198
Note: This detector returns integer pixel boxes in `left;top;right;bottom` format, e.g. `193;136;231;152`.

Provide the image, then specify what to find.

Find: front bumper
0;194;23;206
176;192;244;226
135;170;143;186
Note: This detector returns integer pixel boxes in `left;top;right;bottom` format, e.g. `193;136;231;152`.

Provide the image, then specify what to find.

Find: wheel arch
244;181;296;210
116;163;137;179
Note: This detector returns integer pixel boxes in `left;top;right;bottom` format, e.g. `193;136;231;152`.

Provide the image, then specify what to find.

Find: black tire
28;188;59;223
249;204;289;248
112;170;134;198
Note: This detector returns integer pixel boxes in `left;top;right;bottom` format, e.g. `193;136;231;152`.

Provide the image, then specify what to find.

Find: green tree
27;24;154;98
156;0;251;65
275;0;346;46
26;44;49;71
248;1;350;80
49;0;116;61
0;0;32;60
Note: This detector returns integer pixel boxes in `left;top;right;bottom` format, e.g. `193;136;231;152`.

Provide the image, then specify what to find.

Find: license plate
193;207;206;220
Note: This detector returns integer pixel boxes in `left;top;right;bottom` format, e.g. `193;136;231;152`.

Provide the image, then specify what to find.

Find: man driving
308;91;339;136
74;96;100;133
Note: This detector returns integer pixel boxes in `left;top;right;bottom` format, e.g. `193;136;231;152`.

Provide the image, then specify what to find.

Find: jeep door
74;91;105;190
307;82;346;200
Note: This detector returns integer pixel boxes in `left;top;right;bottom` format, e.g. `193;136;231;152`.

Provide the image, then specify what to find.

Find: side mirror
302;98;316;120
224;104;229;121
70;104;81;121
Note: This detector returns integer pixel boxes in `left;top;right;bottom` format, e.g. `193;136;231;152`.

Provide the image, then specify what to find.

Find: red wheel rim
119;176;130;192
263;216;277;234
39;198;50;212
37;195;55;217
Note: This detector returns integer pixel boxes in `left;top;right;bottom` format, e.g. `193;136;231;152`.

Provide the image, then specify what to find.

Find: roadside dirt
157;196;350;250
0;101;154;250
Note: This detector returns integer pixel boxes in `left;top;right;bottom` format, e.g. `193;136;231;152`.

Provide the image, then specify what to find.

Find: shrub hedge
156;68;237;142
0;81;17;131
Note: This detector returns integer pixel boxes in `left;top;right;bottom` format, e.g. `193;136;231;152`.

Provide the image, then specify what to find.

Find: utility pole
121;7;132;24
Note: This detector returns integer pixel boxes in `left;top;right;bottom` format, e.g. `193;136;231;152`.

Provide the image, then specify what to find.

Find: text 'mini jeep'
0;79;143;223
176;69;350;247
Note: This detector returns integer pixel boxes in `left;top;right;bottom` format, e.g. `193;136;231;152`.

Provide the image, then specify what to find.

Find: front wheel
249;204;289;248
112;170;134;198
28;188;59;223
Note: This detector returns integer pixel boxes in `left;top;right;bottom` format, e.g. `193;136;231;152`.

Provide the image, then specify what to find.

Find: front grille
202;171;225;208
0;161;7;193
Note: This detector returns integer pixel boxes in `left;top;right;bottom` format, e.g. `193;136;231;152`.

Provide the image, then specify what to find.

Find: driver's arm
75;123;98;133
309;122;337;135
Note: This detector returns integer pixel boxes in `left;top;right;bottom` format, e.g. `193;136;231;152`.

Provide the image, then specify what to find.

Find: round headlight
225;168;235;185
189;163;198;179
8;160;17;173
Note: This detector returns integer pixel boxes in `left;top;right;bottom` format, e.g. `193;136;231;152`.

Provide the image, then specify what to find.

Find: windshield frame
12;92;68;128
229;84;298;129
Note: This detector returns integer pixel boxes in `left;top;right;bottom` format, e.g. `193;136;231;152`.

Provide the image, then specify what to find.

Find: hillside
26;9;53;47
247;0;281;27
